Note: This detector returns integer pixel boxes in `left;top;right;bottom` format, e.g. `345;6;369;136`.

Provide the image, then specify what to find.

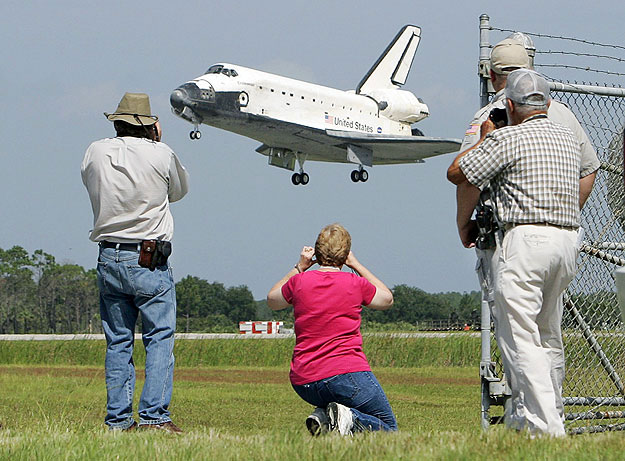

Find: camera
475;202;500;250
488;107;508;128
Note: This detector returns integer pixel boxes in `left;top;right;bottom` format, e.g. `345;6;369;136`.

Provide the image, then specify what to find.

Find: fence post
479;14;491;108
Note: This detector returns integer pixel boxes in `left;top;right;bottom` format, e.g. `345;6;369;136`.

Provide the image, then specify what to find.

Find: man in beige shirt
82;93;189;433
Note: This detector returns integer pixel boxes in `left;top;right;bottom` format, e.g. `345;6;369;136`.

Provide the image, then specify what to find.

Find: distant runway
0;332;479;340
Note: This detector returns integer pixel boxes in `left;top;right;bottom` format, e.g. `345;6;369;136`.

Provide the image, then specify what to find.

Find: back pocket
129;265;170;296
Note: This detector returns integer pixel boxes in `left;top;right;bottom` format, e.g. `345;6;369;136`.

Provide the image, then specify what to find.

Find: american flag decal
465;124;479;135
325;114;334;124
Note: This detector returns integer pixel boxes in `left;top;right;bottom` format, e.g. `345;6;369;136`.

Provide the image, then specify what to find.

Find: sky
1;1;624;300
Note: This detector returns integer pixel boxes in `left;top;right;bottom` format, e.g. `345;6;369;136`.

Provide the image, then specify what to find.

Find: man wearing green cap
81;92;189;433
457;36;599;204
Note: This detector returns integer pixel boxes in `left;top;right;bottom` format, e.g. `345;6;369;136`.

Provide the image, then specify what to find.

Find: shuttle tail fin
356;25;421;94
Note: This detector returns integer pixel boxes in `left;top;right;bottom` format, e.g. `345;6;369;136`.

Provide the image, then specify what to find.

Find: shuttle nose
170;82;205;113
170;88;187;111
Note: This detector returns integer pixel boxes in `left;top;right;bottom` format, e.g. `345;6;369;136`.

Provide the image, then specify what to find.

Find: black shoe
306;407;329;436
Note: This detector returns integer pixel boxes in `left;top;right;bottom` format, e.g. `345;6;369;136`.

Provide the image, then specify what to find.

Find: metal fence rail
477;14;625;434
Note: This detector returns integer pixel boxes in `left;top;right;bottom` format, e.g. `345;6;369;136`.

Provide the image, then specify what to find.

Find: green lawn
2;365;625;460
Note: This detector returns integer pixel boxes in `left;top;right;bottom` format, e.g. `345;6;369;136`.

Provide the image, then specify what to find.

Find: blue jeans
292;371;397;432
97;246;176;429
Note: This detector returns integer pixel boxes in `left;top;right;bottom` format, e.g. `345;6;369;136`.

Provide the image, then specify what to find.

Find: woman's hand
345;251;358;270
297;246;315;272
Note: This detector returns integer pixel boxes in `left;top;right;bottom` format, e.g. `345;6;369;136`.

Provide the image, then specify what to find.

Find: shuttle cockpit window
206;65;223;74
205;65;238;77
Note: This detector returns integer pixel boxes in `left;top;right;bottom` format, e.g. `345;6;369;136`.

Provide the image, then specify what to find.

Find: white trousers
492;224;578;437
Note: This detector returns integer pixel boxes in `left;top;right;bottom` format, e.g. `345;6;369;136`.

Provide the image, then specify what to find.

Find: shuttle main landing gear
350;167;369;183
291;172;310;186
291;153;309;186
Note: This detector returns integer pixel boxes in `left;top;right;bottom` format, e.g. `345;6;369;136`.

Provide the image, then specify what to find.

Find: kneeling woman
267;223;397;435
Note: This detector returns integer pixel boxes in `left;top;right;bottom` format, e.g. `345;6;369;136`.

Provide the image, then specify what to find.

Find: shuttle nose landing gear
350;167;368;183
291;172;309;186
190;123;201;140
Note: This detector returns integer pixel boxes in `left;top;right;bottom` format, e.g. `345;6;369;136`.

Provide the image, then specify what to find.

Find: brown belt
504;222;578;232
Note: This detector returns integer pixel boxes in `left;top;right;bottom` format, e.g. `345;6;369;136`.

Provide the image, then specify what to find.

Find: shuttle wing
356;25;422;94
326;129;460;165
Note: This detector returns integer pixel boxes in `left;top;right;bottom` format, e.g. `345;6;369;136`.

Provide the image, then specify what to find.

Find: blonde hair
315;223;351;267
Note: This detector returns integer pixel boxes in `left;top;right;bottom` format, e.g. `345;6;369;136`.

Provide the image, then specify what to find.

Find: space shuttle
170;25;461;185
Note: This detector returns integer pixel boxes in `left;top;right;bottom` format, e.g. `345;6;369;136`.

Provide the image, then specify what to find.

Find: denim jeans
292;371;397;432
97;246;176;429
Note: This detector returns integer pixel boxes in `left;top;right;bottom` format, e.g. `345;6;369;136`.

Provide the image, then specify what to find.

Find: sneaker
306;407;329;436
327;402;353;436
139;421;183;434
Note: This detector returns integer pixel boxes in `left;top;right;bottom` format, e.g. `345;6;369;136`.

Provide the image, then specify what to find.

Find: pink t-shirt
281;270;377;385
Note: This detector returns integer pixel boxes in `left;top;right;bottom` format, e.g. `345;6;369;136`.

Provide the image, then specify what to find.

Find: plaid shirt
460;115;581;227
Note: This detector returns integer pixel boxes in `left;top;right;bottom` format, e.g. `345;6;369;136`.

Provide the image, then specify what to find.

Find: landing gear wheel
350;170;360;182
360;170;368;182
190;130;201;140
291;172;309;186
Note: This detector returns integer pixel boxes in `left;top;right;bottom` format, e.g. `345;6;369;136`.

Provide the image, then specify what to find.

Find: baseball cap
490;38;530;74
506;32;535;52
505;69;550;106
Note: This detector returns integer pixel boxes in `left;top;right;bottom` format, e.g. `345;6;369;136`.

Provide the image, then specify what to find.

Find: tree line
0;245;483;334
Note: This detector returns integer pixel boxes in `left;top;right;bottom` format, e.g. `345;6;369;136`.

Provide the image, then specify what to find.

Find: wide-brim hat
104;92;158;126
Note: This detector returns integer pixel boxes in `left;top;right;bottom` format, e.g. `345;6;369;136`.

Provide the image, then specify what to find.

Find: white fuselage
170;26;461;184
187;63;420;137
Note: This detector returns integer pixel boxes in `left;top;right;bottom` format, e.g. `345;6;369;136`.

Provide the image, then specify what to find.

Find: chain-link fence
477;14;625;434
559;87;625;434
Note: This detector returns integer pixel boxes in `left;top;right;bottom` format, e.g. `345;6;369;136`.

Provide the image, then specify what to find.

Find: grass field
1;338;625;460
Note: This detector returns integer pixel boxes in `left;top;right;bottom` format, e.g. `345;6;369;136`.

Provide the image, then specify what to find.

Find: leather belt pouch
139;241;157;268
139;241;172;271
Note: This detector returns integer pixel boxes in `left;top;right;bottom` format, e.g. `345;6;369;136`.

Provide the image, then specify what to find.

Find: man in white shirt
82;93;189;433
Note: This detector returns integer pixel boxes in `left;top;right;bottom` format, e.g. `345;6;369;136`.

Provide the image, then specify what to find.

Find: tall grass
364;334;479;367
0;334;480;368
1;364;625;460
